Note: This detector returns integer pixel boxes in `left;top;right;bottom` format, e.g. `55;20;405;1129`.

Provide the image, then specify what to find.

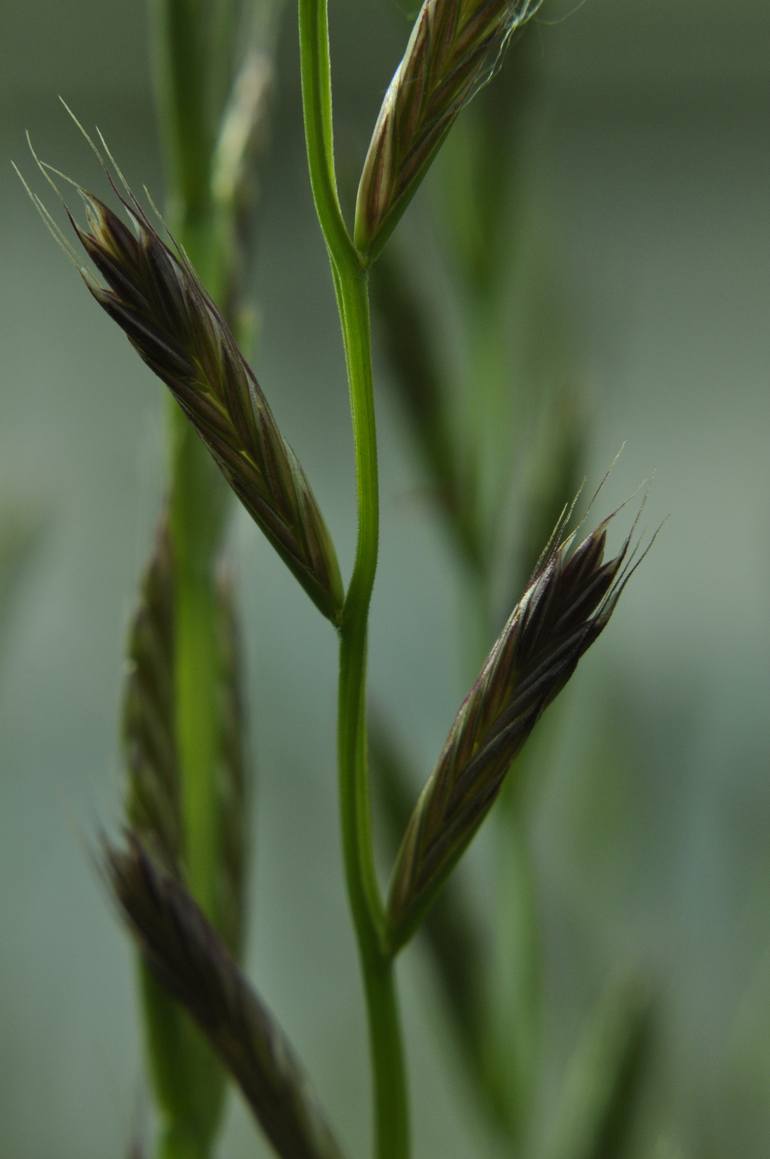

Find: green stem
149;198;227;1159
158;1123;211;1159
334;266;382;937
488;797;539;1143
467;292;510;558
298;2;409;1155
148;5;236;1156
168;213;229;927
335;264;409;1159
151;0;212;218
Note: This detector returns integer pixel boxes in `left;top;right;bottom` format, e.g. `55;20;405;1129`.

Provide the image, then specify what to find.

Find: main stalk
298;1;410;1154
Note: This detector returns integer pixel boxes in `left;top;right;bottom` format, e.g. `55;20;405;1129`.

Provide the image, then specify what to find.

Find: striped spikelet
122;519;252;1145
123;519;251;954
123;517;181;870
213;566;250;956
107;839;344;1159
387;508;648;950
355;0;542;260
71;188;343;624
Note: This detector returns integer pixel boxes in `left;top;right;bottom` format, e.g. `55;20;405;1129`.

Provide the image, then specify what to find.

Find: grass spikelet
21;154;343;624
122;517;239;1145
213;565;250;956
84;186;343;622
106;838;345;1159
212;50;273;214
123;517;181;870
372;248;484;572
354;0;542;261
78;184;343;623
369;714;492;1096
387;504;651;950
123;518;251;955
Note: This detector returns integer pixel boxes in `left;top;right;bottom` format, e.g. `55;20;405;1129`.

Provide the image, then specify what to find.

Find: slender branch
333;263;383;939
297;0;353;266
334;263;409;1159
298;1;410;1154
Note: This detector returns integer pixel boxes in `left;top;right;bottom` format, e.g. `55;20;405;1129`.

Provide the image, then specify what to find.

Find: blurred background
2;1;769;1156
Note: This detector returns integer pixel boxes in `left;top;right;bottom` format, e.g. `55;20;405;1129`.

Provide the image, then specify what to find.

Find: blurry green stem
298;1;409;1155
140;967;222;1154
158;1124;210;1159
149;2;235;1156
468;294;511;552
335;264;409;1159
168;221;228;928
459;549;493;677
488;797;539;1141
152;0;213;218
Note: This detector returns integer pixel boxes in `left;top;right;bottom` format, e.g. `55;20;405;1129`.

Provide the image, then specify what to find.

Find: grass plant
17;1;657;1156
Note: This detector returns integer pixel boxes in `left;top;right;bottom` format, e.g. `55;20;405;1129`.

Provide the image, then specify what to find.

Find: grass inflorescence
72;187;344;624
106;838;344;1159
123;517;180;871
387;504;651;951
355;0;543;261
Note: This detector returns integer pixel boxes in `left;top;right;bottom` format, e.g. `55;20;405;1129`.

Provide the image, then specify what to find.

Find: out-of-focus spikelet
67;184;343;623
123;520;251;955
213;565;250;956
212;47;275;316
107;839;345;1159
355;0;542;260
372;249;484;572
123;517;181;870
387;508;648;950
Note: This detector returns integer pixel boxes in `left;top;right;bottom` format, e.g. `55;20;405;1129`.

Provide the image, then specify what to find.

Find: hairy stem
298;1;409;1155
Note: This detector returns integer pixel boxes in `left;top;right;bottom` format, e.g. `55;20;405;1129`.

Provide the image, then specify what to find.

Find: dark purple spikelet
106;838;344;1159
72;190;343;624
387;509;645;950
